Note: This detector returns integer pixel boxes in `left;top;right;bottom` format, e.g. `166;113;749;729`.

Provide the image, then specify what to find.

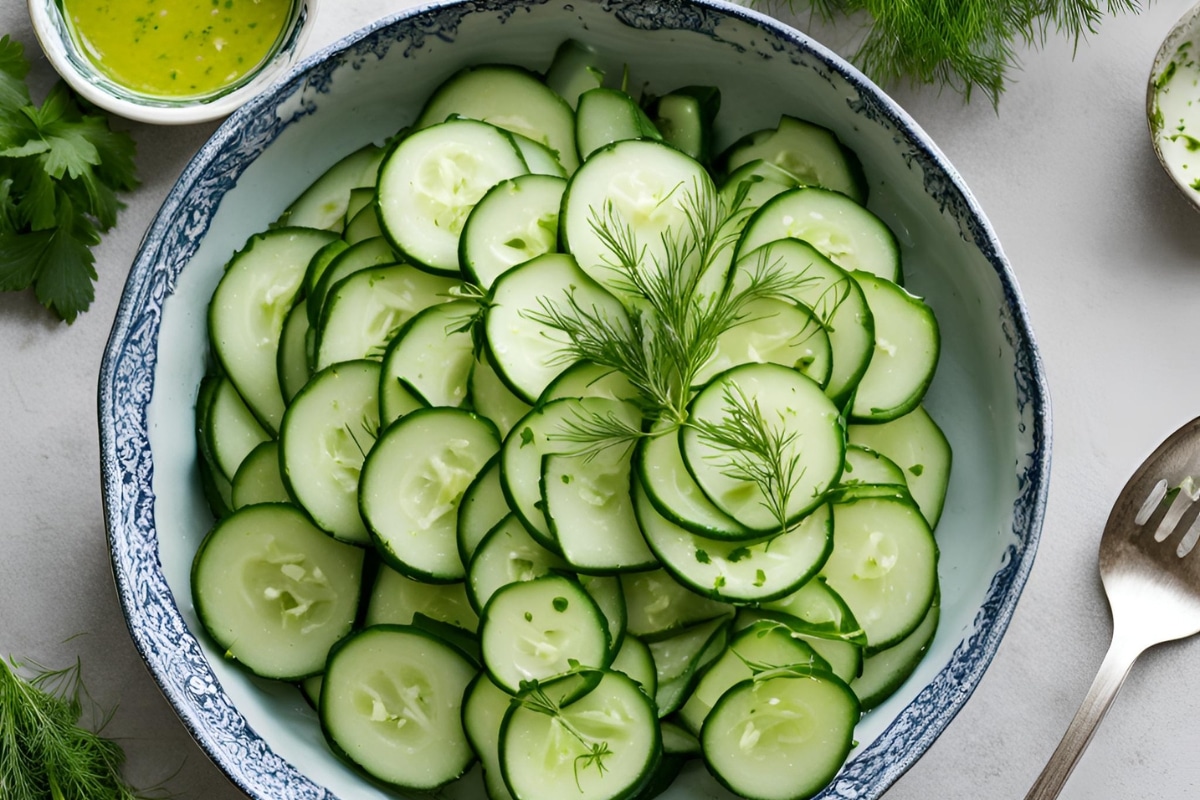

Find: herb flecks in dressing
62;0;293;99
1153;39;1200;194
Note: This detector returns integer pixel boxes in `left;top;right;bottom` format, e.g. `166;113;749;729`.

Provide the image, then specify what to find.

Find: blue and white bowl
98;0;1051;797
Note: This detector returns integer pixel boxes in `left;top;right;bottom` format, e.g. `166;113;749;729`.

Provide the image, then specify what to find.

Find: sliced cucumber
467;514;568;613
544;39;606;110
485;252;627;404
736;187;900;284
377;118;529;274
851;588;939;711
462;673;517;800
360;408;500;582
277;301;312;404
320;625;477;790
650;614;731;716
681;363;844;533
840;444;908;490
306;236;397;329
539;361;640;404
701;669;859;800
460;174;565;288
209;227;338;433
609;633;656;696
365;563;480;633
280;359;381;544
621;569;730;641
719;115;867;204
847;404;952;528
192;503;364;680
575;87;662;160
692;297;831;390
820;494;938;651
734;238;875;407
230;440;289;509
203;374;269;482
500;670;660;800
416;64;579;174
467;351;533;440
635;485;832;603
646;86;721;166
279;143;383;231
314;263;462;372
480;573;610;692
378;299;478;409
344;201;383;245
456;454;510;566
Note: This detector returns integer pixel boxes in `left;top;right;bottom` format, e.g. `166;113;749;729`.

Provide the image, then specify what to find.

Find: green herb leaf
0;36;138;322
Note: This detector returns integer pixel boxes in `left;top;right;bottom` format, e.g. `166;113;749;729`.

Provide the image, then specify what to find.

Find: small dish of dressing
28;0;314;125
1148;1;1200;213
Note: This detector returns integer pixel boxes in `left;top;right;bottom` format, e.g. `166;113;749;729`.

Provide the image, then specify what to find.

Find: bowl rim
26;0;314;125
98;0;1052;797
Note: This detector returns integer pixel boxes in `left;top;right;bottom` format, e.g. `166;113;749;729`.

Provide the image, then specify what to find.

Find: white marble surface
3;1;1200;798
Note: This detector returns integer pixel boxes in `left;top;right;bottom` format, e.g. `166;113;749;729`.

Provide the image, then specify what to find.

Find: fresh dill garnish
515;673;616;791
689;381;805;531
0;657;163;800
770;0;1142;105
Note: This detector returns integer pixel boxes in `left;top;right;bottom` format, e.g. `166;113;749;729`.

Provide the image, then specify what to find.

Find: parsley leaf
0;35;138;323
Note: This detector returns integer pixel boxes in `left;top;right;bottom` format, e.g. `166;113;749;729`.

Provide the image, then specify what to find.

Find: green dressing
1152;40;1200;195
62;0;294;99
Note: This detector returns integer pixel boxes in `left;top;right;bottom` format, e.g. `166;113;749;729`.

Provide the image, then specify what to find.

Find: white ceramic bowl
27;0;314;125
98;0;1051;797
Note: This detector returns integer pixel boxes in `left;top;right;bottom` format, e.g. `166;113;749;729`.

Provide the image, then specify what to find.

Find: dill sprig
776;0;1143;105
0;656;159;800
516;674;615;791
689;381;805;531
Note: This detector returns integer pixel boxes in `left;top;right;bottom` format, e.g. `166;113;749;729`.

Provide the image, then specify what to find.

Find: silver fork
1024;416;1200;799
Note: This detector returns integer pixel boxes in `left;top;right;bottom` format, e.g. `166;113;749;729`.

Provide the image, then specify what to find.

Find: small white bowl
27;0;315;125
1147;1;1200;213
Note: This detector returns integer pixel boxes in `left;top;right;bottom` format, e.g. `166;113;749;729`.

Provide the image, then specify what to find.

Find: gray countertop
3;1;1200;798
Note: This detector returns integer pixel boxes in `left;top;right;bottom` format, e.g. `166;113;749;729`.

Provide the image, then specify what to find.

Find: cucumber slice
468;351;533;440
851;588;940;711
701;669;859;800
758;577;866;645
485;252;628;404
460;174;565;288
539;361;640;404
609;633;656;696
847;272;940;422
719;159;803;235
280;359;381;545
820;494;938;651
306;236;397;328
635;428;754;542
511;132;569;178
314;263;462;372
736;187;900;284
840;444;908;489
277;301;311;404
480;574;611;692
360;408;500;582
279;143;384;231
692;297;832;390
343;201;383;245
365;563;480;633
456;454;509;566
191;503;364;680
677;619;827;735
847;404;952;528
320;625;477;790
542;400;656;573
462;673;517;800
620;569;730;641
560;138;722;300
467;514;568;613
378;299;478;409
576;87;662;160
377;118;530;274
719;115;867;204
734;609;864;685
650;615;731;716
544;39;605;109
680;363;845;533
230;440;289;509
646;85;720;166
416;64;579;174
635;485;832;603
344;186;374;227
500;670;660;800
734;239;875;407
204;374;269;482
209;227;338;433
577;573;627;660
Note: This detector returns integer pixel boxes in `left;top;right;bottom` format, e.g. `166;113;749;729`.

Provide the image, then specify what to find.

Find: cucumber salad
190;38;952;800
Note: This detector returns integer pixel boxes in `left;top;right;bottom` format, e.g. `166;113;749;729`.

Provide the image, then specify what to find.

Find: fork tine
1177;515;1200;557
1153;483;1199;542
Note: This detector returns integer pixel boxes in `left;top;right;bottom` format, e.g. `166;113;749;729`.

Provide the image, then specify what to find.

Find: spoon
1023;416;1200;799
1147;1;1200;213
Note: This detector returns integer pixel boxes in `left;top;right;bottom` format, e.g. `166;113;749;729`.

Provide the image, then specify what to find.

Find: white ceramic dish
1147;1;1200;214
98;0;1051;797
27;0;314;125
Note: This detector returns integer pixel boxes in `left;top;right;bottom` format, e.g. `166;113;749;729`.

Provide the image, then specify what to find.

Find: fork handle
1023;637;1144;800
